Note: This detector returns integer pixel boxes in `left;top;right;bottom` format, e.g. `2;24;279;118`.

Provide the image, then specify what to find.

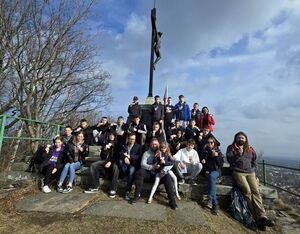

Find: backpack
228;186;257;231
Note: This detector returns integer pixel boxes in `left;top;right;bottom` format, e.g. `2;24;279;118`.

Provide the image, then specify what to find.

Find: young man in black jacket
119;133;142;200
164;97;175;139
151;95;164;127
127;115;147;146
127;96;141;124
73;119;94;145
110;116;128;144
84;131;121;198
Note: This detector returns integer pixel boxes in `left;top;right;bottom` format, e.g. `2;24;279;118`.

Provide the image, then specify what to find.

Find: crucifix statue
147;7;162;98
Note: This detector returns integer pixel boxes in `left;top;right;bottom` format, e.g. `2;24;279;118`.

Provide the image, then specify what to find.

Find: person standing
226;132;274;230
191;103;201;123
127;96;141;124
174;95;190;128
164;97;175;139
199;106;215;132
151;95;164;127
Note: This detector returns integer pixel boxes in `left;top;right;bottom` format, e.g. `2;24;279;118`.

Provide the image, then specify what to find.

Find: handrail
0;114;63;154
257;161;300;172
257;159;300;198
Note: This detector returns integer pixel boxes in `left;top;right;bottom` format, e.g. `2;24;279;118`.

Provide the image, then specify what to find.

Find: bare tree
0;0;111;164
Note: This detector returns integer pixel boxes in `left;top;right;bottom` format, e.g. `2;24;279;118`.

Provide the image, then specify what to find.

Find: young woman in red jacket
199;106;215;131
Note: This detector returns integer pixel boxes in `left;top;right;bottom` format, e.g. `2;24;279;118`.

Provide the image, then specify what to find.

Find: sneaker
40;178;45;190
169;201;178;210
62;186;73;193
178;179;185;185
147;198;153;204
189;179;197;186
205;199;213;209
130;195;140;204
42;185;51;193
176;194;181;200
84;188;99;194
109;190;116;198
258;217;275;227
125;191;131;201
57;185;63;193
211;205;219;215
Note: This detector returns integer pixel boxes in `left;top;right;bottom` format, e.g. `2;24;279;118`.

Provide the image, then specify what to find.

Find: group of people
27;94;274;230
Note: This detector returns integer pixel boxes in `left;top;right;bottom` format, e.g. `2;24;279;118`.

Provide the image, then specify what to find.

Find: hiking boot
57;185;63;193
178;179;185;185
109;190;116;198
125;191;131;201
42;185;51;193
62;186;73;193
84;188;99;194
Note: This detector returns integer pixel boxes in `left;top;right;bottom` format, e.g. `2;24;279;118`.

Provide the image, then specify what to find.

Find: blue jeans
206;170;220;206
119;159;137;192
59;162;81;186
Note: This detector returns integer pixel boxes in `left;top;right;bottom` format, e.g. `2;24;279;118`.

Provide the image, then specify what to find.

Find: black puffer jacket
64;140;89;164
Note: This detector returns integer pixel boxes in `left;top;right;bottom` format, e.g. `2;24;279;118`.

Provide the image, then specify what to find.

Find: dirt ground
0;186;283;234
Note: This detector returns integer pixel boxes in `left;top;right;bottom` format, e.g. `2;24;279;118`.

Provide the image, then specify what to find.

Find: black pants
134;168;176;206
90;160;119;191
42;164;60;186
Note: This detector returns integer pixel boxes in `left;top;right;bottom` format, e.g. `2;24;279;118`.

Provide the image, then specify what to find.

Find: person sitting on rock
110;116;128;144
173;139;202;185
226;132;275;230
131;138;178;210
185;119;201;141
146;121;166;145
168;119;185;141
197;126;220;153
147;142;181;204
73;119;94;145
170;129;187;155
84;131;120;198
57;131;89;193
62;125;73;145
118;133;142;200
127;115;147;146
91;116;111;145
200;137;224;215
39;136;65;193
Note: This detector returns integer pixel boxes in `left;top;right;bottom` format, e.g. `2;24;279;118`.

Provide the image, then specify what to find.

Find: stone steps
74;167;278;200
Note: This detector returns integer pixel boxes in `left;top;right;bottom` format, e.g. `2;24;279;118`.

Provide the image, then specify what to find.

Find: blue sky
86;0;300;159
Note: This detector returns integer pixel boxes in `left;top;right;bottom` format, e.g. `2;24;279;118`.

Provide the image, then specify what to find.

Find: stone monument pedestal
141;96;154;129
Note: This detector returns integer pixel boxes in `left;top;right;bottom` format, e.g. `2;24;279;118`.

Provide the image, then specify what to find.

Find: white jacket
174;148;200;164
